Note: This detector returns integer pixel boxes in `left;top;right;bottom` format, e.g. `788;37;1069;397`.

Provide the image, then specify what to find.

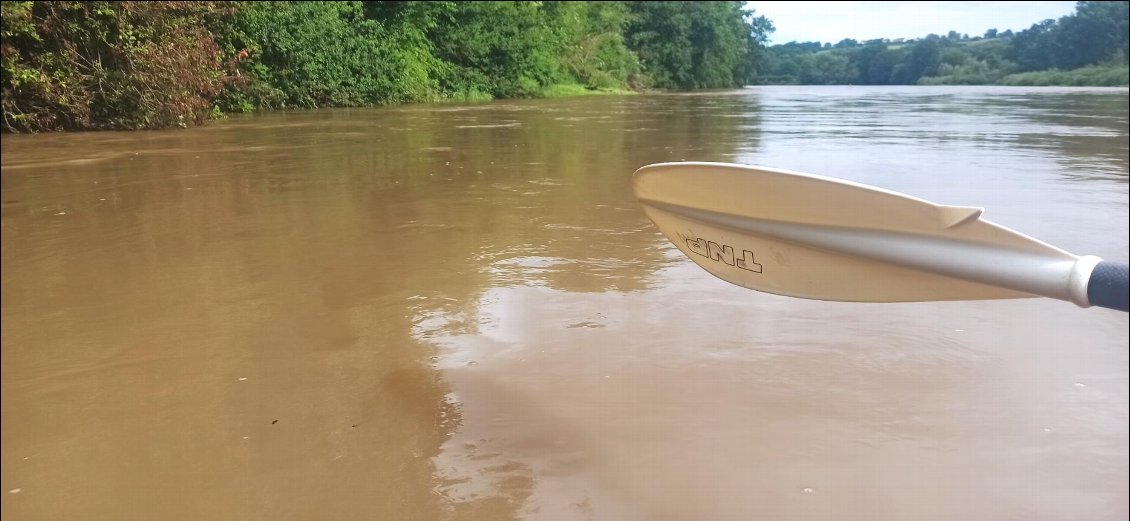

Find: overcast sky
748;1;1080;44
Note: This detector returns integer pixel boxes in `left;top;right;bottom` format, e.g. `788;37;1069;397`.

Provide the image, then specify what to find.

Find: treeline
1;1;771;132
758;1;1128;86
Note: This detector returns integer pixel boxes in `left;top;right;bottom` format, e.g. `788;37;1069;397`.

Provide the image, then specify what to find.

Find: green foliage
1007;19;1062;71
2;0;776;131
5;0;1122;131
551;2;640;90
760;50;855;85
540;83;634;98
624;1;772;89
2;1;227;132
1009;1;1128;71
758;1;1129;86
918;61;1009;85
422;1;564;98
999;64;1129;86
212;1;440;111
894;38;942;83
854;44;898;85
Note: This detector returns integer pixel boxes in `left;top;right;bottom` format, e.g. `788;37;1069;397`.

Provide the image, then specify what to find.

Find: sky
747;1;1080;45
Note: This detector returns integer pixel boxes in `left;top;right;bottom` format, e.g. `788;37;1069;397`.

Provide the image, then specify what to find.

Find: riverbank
920;63;1129;87
1;1;761;133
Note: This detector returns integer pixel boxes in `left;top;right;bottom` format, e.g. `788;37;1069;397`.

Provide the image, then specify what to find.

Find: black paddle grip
1087;261;1129;312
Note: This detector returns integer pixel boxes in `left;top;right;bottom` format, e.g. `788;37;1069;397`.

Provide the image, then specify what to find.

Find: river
2;86;1128;520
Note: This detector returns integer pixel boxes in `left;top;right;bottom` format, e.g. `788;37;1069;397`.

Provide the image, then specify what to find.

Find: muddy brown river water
2;86;1128;520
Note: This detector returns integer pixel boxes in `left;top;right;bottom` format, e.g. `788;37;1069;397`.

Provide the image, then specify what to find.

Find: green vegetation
539;83;634;98
999;64;1130;86
6;1;1123;132
2;0;770;132
757;1;1128;87
1;1;228;131
623;1;772;89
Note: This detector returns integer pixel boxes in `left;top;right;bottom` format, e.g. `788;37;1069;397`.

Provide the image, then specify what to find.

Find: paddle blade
633;162;1079;303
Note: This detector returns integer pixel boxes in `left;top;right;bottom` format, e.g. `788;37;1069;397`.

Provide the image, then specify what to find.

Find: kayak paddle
633;162;1128;312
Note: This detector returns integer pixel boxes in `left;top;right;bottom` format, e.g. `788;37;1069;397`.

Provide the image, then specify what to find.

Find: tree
624;1;770;89
1055;0;1129;69
1008;2;1128;72
799;52;856;84
1008;19;1059;71
854;43;898;84
891;38;941;84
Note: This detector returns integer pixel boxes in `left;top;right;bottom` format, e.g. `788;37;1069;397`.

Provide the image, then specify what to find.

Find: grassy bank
998;64;1129;87
917;63;1128;87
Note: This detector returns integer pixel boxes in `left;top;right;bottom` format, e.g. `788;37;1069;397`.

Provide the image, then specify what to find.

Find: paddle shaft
650;201;1127;311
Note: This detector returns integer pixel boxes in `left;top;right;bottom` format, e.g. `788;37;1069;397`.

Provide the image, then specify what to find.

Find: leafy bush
2;1;227;132
213;1;440;110
999;64;1130;86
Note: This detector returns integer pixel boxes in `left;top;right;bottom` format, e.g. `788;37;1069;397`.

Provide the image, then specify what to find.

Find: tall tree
1056;0;1129;69
1007;19;1059;71
892;38;942;83
854;43;898;84
624;1;770;89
